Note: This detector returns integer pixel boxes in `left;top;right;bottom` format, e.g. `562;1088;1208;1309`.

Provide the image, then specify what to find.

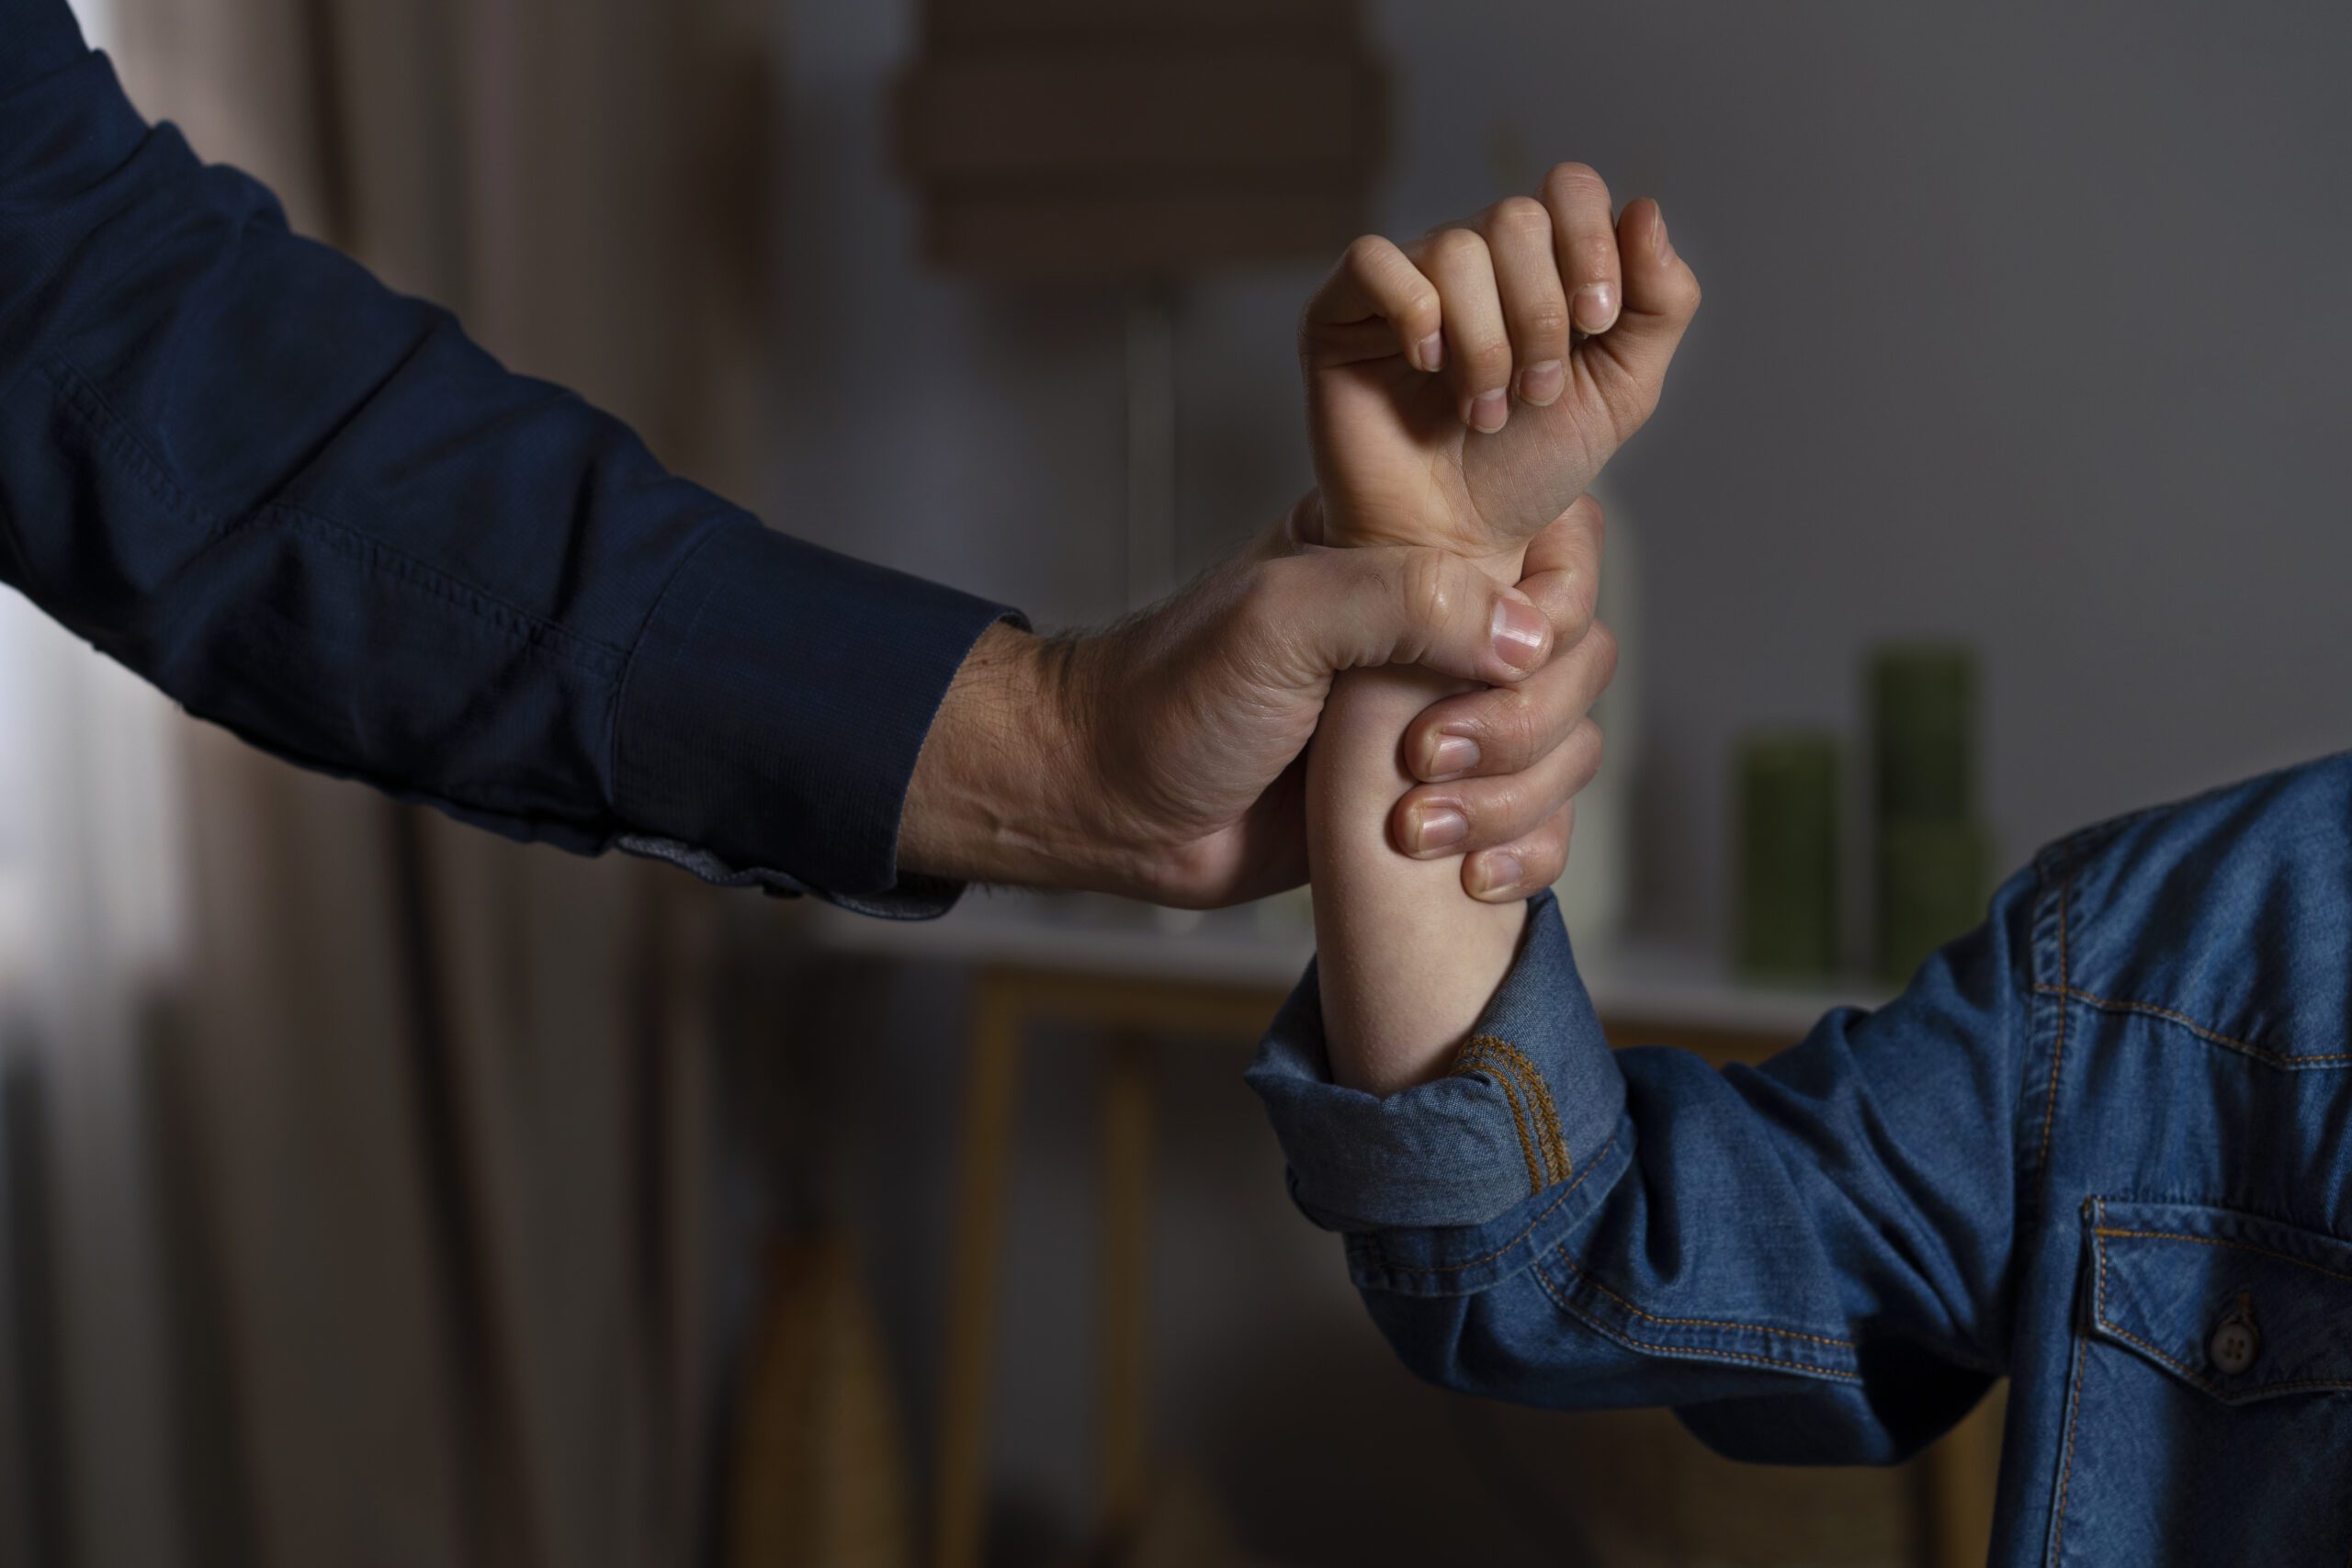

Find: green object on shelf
1868;642;1989;980
1735;729;1842;980
1877;818;1991;982
1870;644;1977;822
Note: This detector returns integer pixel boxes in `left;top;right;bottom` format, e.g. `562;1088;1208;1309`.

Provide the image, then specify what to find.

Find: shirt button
2209;1310;2260;1377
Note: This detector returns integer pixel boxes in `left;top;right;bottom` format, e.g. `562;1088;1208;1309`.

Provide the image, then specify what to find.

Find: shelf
807;889;1893;1043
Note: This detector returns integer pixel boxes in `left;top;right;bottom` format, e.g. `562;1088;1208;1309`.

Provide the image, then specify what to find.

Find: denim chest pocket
2047;1200;2352;1566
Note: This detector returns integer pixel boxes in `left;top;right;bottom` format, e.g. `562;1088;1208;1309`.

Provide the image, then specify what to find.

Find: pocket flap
2087;1200;2352;1405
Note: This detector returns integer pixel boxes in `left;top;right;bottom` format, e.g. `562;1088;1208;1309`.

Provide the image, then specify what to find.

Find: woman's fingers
1581;197;1703;439
1478;196;1572;408
1540;162;1624;335
1300;233;1443;371
1416;225;1513;432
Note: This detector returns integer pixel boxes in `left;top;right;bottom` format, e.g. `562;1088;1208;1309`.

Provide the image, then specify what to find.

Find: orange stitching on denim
2035;844;2074;1207
1457;1042;1545;1197
1550;1251;1857;1349
2050;1328;2086;1562
2048;1210;2098;1566
2090;1226;2352;1288
1461;1039;1550;1179
1452;1039;1553;1189
1532;1251;1863;1382
1470;1036;1571;1181
1454;1036;1576;1188
1368;1132;1622;1278
2030;985;2352;1067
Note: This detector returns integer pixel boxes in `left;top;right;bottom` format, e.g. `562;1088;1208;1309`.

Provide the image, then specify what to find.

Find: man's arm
0;1;1622;913
0;9;1008;911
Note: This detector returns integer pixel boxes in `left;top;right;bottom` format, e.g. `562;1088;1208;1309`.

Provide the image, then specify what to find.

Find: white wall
774;0;2352;948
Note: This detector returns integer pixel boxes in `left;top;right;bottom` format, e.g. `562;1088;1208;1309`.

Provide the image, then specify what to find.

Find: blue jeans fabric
1249;752;2352;1564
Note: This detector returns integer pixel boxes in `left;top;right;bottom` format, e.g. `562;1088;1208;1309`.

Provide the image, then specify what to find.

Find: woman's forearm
1308;664;1530;1095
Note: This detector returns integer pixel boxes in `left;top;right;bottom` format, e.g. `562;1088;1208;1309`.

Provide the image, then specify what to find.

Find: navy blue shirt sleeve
0;0;1014;916
1247;880;2040;1465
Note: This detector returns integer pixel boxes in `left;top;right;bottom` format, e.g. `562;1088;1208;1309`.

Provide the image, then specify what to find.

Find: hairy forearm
899;622;1095;889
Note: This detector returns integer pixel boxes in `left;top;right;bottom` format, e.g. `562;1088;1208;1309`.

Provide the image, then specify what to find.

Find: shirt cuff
1245;890;1630;1236
612;519;1019;915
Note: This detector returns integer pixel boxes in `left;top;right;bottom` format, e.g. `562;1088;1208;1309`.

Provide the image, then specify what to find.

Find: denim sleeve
1247;874;2037;1465
0;2;1012;917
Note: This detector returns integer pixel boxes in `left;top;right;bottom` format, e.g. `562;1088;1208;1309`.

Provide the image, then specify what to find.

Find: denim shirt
1250;752;2352;1565
0;0;1012;916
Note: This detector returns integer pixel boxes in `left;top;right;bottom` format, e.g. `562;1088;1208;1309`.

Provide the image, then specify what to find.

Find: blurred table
808;892;1997;1568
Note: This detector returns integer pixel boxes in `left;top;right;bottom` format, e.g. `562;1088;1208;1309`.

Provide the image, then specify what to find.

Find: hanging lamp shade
895;0;1386;282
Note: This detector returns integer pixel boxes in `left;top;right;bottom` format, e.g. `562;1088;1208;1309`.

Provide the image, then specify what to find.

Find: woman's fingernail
1409;806;1469;855
1469;389;1509;432
1424;734;1481;779
1653;207;1672;261
1519;359;1565;406
1470;852;1525;900
1417;333;1444;372
1491;598;1548;671
1573;283;1619;333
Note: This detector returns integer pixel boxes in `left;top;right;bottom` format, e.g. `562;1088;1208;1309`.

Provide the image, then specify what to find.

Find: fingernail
1417;333;1443;373
1490;597;1548;672
1470;852;1525;901
1652;207;1672;261
1573;282;1619;333
1409;805;1468;855
1519;358;1565;406
1469;389;1509;433
1424;734;1481;779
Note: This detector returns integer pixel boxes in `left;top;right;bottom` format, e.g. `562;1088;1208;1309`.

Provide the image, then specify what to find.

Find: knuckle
1543;161;1609;204
1572;234;1622;280
1518;302;1570;344
1428;225;1488;270
1396;548;1455;638
1464;332;1513;379
1586;619;1621;682
1521;827;1569;884
1542;585;1595;648
1342;232;1391;273
1488;195;1552;241
1571;718;1606;781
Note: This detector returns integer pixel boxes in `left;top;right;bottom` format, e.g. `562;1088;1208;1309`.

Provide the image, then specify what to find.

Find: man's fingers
1582;197;1702;437
1514;494;1605;651
1254;543;1555;689
1392;718;1602;863
1301;233;1444;372
1415;226;1514;433
1540;162;1623;336
1464;804;1574;904
1405;620;1617;784
1478;196;1571;409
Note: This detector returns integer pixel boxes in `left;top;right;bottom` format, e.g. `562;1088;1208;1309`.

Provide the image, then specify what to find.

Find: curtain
2;0;781;1562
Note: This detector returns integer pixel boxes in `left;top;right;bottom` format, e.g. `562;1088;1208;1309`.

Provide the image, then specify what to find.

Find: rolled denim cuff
1245;891;1629;1235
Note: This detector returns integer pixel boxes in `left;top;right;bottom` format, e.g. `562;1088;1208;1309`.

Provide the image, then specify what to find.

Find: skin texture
1302;165;1703;1094
897;491;1611;908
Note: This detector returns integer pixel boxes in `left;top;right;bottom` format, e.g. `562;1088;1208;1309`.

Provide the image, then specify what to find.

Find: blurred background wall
3;2;2349;1566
